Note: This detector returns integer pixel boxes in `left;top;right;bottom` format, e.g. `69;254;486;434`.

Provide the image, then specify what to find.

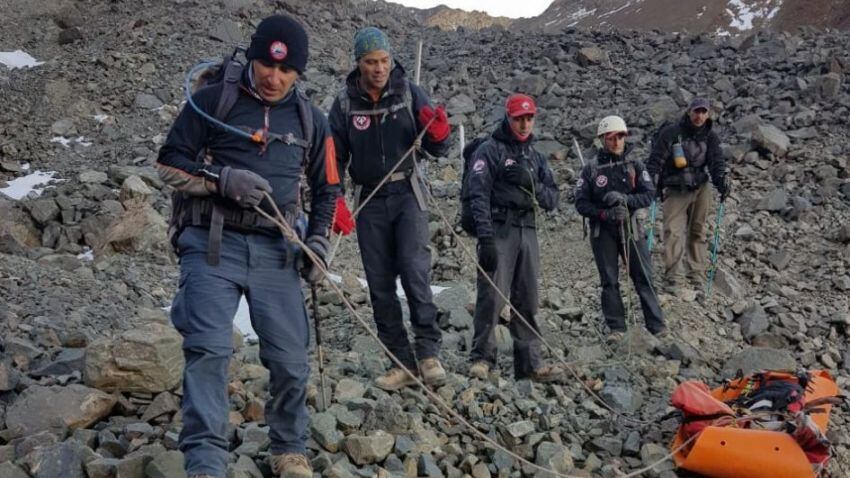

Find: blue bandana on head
353;27;391;60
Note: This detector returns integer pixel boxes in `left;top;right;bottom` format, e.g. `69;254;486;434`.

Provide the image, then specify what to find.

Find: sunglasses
604;132;628;140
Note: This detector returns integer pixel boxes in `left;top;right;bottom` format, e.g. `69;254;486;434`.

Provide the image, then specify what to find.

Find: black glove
717;177;731;202
601;204;628;223
219;167;272;208
602;191;627;207
503;164;534;190
301;235;330;284
477;237;498;272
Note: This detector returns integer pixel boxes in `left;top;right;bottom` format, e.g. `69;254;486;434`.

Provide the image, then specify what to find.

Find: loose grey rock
721;347;797;378
343;430;395;465
6;384;116;436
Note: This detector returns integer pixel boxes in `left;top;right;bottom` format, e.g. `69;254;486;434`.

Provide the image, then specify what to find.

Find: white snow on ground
0;171;61;200
566;7;598;27
51;136;93;147
727;0;783;31
0;50;43;69
92;114;111;123
76;248;94;262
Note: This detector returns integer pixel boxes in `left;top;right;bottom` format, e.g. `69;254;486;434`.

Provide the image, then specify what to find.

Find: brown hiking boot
530;364;565;383
419;358;447;386
271;452;312;478
469;361;490;380
375;367;418;391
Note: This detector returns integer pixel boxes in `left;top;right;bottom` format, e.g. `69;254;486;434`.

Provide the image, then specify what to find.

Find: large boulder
752;124;790;157
0;197;40;253
721;347;796;378
95;202;168;255
5;384;116;435
84;321;184;393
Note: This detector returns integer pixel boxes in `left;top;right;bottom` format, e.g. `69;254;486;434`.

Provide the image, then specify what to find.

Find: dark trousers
170;226;310;477
356;184;441;370
471;224;543;379
590;223;665;334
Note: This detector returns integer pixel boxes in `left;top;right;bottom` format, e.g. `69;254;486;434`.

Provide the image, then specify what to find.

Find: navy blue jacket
329;64;449;188
466;118;559;239
574;146;655;228
646;115;726;191
156;68;339;237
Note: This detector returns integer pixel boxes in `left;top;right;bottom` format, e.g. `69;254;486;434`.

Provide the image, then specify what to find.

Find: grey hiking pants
170;226;310;477
356;182;442;370
471;223;543;379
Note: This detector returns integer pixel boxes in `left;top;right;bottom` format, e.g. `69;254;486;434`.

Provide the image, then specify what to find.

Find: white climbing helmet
597;115;628;137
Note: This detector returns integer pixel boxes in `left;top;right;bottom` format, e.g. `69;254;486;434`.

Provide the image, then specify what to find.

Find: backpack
168;49;314;252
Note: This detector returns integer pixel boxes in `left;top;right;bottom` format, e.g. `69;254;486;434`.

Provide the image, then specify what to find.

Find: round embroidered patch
472;159;486;173
269;41;288;62
352;115;371;131
576;178;584;188
504;158;516;167
595;175;608;187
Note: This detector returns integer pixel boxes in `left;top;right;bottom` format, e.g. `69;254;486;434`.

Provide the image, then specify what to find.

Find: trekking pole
646;200;657;251
572;138;586;167
311;286;328;411
705;201;725;297
414;40;423;86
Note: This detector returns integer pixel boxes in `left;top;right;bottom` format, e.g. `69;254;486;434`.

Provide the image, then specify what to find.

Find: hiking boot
652;327;670;339
375;367;418;391
419;358;447;386
469;361;490;380
530;364;565;383
271;453;312;478
607;330;626;343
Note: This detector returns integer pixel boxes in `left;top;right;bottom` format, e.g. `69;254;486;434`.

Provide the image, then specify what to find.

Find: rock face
5;385;116;435
84;321;184;393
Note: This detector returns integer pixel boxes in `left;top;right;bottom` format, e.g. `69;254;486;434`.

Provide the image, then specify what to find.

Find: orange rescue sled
670;370;839;478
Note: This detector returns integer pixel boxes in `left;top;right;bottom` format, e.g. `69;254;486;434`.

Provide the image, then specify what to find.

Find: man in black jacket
466;93;563;382
646;97;729;295
157;15;338;478
575;116;665;341
329;27;451;391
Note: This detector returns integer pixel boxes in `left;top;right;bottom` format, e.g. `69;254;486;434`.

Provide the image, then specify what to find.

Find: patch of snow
51;136;92;148
21;163;31;171
728;0;783;31
0;50;43;69
0;171;61;200
93;114;111;123
600;0;636;18
77;248;94;262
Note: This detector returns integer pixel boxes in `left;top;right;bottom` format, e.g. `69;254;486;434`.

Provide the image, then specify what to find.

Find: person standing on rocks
466;93;564;382
328;27;451;391
575;115;665;341
646;97;730;297
156;15;340;478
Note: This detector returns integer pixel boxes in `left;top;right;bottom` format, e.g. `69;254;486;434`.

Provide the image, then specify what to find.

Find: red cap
505;93;537;118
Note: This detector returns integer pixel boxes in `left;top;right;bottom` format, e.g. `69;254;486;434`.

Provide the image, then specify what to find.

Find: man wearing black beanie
157;14;342;478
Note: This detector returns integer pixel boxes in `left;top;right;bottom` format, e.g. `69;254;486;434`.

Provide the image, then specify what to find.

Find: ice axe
705;201;725;298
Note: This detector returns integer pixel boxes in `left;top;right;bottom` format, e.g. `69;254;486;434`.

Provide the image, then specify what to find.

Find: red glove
332;196;354;235
418;105;450;143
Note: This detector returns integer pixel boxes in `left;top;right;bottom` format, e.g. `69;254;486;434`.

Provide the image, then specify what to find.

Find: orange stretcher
671;370;839;478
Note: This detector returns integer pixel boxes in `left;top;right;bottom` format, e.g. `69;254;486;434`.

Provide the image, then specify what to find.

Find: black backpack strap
295;85;313;165
213;60;244;121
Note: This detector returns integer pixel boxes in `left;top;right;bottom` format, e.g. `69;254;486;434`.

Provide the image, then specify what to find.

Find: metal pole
572;138;586;167
459;123;465;157
311;286;328;411
705;202;725;298
414;40;423;86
